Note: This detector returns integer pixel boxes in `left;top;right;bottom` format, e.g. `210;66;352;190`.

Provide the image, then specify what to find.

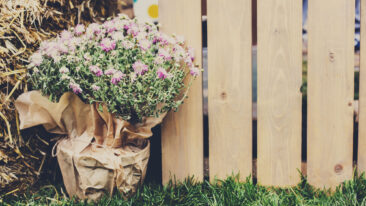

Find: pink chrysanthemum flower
190;66;200;76
135;32;147;41
127;24;139;36
86;23;101;38
69;82;82;94
114;19;126;30
122;40;134;49
103;20;117;33
188;47;195;61
50;51;61;63
123;23;130;30
139;39;151;51
105;68;117;75
60;30;73;41
74;24;85;35
44;41;57;55
84;53;92;61
30;52;43;66
100;38;116;52
39;41;49;53
156;67;169;79
158;48;171;60
92;84;100;91
185;56;193;67
132;61;148;76
111;71;125;85
154;56;164;65
68;37;82;52
57;43;69;54
154;33;169;45
173;45;185;61
89;65;103;76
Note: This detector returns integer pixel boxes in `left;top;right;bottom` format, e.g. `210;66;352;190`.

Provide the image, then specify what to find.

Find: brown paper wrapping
15;91;165;201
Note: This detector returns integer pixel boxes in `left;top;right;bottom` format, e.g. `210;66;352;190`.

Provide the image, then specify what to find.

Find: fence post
359;0;366;173
159;0;204;184
307;0;354;188
207;0;253;181
257;0;302;186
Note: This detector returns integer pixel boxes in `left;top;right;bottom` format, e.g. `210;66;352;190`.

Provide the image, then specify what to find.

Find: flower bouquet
15;14;199;201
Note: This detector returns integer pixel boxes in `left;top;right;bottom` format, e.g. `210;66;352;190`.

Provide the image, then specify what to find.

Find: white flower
33;67;39;73
92;84;100;91
154;56;164;65
74;24;85;35
84;53;92;61
112;31;124;41
61;74;70;80
67;55;75;62
139;39;151;51
59;66;69;74
52;55;61;63
30;53;43;66
135;32;147;41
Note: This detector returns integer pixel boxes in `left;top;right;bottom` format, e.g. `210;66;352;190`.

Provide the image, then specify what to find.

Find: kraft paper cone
15;91;166;201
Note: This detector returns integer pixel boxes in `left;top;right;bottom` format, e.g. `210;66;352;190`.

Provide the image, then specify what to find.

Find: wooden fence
158;0;360;188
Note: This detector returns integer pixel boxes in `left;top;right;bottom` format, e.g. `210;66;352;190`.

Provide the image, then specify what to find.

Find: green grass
3;174;366;206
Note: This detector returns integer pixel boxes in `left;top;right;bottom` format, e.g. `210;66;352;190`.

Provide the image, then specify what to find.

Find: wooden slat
307;0;354;188
257;0;302;186
207;0;252;181
359;0;366;172
159;0;203;184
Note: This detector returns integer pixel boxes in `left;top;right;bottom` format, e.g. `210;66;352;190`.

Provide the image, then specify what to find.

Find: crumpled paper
15;91;165;201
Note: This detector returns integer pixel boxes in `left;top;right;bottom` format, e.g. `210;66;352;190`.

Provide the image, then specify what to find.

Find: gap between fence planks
257;0;302;186
359;0;366;173
207;0;252;181
159;0;204;184
307;0;354;189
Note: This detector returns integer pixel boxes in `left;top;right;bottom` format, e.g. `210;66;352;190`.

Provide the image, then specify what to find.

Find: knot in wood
329;52;335;62
220;92;227;100
334;164;343;174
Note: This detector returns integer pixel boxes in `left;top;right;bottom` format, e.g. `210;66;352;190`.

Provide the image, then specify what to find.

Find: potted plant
15;14;200;201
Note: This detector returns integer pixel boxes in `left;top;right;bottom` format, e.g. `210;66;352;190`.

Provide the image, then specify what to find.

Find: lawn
2;174;366;206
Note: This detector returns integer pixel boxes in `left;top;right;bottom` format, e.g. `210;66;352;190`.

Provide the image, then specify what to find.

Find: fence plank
159;0;204;184
207;0;252;181
359;0;366;172
257;0;302;186
307;0;354;188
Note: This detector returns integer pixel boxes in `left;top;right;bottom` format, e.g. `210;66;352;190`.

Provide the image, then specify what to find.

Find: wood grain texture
307;0;354;188
159;0;204;184
257;0;302;186
359;0;366;172
207;0;252;181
